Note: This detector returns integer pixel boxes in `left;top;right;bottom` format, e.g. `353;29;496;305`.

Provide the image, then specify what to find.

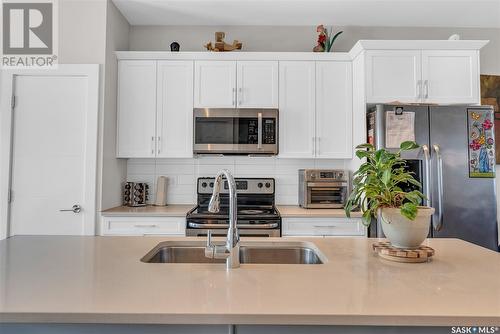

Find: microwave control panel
263;119;276;144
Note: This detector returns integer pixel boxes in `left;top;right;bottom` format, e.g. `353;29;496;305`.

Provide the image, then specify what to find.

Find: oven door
305;182;347;208
193;108;278;154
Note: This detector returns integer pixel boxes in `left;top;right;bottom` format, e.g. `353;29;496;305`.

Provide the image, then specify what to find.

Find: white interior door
6;67;98;236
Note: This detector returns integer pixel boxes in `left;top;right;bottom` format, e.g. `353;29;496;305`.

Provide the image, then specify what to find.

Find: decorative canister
123;182;149;207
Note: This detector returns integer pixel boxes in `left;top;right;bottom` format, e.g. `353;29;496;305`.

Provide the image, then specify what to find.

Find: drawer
101;216;185;236
282;218;365;237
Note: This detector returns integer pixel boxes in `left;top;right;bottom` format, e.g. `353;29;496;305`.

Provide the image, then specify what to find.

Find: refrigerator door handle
432;144;444;231
422;145;431;207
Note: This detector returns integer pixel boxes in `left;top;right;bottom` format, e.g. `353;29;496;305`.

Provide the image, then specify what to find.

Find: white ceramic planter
380;206;435;249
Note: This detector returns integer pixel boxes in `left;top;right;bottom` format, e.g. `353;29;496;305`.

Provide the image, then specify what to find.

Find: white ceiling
112;0;500;28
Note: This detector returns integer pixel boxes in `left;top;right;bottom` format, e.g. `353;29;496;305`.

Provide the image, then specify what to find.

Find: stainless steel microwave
193;108;278;155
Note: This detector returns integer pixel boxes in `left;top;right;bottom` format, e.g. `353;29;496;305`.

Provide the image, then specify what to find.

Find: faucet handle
206;230;212;247
205;230;215;259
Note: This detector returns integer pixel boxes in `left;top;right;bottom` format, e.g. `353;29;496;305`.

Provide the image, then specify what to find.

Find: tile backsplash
126;157;348;205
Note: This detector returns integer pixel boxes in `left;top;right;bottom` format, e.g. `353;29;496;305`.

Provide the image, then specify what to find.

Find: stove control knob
209;182;214;188
201;182;207;188
257;182;263;188
265;182;271;188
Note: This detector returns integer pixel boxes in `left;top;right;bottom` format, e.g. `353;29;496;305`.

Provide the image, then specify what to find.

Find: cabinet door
282;218;366;237
101;216;186;236
316;61;353;159
421;50;479;104
156;61;194;158
236;61;279;108
117;60;157;158
366;50;422;103
278;61;316;158
194;61;236;108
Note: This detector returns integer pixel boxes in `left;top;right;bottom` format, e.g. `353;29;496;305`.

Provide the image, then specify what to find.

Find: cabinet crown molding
116;40;489;61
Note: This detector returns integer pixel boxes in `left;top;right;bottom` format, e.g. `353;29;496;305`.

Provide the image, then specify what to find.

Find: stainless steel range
186;177;281;237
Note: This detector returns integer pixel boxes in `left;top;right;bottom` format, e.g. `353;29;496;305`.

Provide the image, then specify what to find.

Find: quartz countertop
0;236;499;326
101;205;195;217
277;205;363;218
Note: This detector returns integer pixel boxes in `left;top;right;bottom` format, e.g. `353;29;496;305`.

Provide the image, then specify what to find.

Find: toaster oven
298;169;349;209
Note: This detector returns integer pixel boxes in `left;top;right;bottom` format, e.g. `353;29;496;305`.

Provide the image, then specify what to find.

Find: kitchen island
0;236;499;333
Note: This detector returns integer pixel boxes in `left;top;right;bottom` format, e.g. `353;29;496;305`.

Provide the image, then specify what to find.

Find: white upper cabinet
421;50;479;104
365;50;422;104
279;61;316;158
194;61;237;108
194;60;279;108
117;60;157;158
117;60;194;158
156;61;194;158
236;61;279;108
365;49;480;104
316;61;353;159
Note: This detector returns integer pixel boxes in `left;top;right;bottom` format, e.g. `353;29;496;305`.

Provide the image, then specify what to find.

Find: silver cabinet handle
257;112;263;149
313;225;336;228
157;136;161;155
433;144;444;231
424;80;429;99
416;80;422;100
238;87;242;106
151;136;155;155
422;145;431;207
59;204;81;213
312;137;316;156
317;137;321;156
232;88;236;106
134;224;158;228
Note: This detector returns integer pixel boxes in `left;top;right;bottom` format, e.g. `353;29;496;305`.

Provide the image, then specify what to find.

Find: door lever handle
59;204;81;213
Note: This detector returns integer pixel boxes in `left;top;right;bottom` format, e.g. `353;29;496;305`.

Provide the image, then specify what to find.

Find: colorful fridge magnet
467;108;496;178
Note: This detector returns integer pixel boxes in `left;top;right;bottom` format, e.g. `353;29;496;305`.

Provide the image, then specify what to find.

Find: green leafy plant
345;141;426;226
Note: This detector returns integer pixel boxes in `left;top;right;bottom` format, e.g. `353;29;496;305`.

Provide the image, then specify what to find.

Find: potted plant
345;141;434;249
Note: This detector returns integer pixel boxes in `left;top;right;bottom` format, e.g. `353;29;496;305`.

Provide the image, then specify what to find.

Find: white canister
154;176;168;206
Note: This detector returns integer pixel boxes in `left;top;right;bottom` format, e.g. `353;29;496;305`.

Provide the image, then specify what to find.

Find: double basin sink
141;240;325;265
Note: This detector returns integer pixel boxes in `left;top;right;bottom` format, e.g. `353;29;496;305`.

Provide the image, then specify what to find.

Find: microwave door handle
257;112;263;149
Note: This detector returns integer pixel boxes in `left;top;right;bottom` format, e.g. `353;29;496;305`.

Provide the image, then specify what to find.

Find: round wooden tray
372;241;435;263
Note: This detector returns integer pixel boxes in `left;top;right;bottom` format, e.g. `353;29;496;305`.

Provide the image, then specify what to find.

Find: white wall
127;157;346;205
58;0;107;64
129;25;500;75
100;1;129;211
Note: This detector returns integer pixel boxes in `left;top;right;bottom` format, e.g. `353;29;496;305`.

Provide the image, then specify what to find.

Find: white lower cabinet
101;217;186;236
282;218;366;237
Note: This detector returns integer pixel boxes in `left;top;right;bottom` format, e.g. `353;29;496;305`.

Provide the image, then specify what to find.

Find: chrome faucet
204;169;240;269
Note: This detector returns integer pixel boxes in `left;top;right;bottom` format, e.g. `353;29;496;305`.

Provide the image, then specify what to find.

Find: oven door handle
307;182;347;187
188;222;279;229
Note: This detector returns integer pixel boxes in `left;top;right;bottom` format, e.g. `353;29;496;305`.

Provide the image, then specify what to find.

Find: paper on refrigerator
385;111;415;148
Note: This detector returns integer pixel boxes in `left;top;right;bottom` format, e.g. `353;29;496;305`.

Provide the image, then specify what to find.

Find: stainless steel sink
141;240;325;265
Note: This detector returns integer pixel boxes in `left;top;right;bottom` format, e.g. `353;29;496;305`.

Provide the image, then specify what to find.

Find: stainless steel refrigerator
367;104;499;251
